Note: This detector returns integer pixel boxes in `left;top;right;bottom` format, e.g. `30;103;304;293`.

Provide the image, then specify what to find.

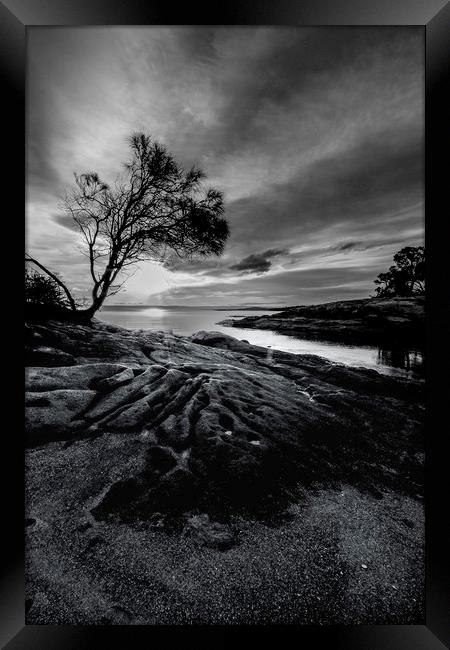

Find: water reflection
377;347;424;375
98;306;424;379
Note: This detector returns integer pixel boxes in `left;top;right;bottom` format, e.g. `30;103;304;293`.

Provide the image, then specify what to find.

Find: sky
27;27;424;307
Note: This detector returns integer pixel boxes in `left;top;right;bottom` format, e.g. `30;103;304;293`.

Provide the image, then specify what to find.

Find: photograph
24;25;426;625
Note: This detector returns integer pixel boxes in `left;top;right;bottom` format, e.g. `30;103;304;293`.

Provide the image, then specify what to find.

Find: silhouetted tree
374;246;425;297
26;133;229;318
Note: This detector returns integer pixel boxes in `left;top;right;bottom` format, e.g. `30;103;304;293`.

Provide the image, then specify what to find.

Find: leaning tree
26;133;229;318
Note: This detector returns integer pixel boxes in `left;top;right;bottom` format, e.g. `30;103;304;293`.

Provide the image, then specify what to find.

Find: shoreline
218;295;425;348
25;318;424;624
95;302;425;378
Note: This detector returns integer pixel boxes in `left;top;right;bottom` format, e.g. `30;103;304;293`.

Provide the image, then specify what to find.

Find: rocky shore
25;318;424;624
219;296;425;347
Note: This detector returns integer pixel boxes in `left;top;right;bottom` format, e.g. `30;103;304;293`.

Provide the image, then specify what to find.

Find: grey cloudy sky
27;27;424;306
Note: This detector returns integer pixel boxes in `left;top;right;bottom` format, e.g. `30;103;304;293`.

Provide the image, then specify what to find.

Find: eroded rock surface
25;319;424;517
25;318;425;624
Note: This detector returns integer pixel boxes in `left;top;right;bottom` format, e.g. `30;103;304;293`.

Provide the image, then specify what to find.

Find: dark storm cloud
164;248;289;278
329;239;413;254
230;249;288;275
162;256;235;278
332;242;362;252
164;257;223;274
231;255;271;274
52;213;79;231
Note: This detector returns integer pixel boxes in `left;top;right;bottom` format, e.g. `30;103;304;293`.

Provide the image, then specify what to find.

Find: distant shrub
374;246;425;297
25;269;70;309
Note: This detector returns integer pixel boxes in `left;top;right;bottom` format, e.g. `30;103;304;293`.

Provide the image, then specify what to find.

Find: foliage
25;269;70;309
26;132;229;317
64;132;229;315
374;246;425;297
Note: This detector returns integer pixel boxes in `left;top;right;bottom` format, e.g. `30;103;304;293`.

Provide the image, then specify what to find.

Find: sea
98;305;423;379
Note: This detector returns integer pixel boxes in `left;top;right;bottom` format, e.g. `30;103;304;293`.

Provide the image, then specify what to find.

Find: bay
98;306;423;378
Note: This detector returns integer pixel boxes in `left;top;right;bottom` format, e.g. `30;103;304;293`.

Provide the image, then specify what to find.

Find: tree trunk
84;275;113;319
84;294;107;319
82;255;118;319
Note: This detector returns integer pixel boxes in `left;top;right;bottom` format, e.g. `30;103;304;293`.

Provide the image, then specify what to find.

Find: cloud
26;27;424;306
150;264;382;307
332;241;362;252
163;256;225;274
229;248;288;274
52;213;79;231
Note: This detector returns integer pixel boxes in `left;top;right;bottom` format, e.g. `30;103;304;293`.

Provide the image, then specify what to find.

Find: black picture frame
2;0;449;646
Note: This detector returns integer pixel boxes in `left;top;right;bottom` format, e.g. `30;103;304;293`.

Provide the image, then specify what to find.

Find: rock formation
219;296;425;347
25;319;424;624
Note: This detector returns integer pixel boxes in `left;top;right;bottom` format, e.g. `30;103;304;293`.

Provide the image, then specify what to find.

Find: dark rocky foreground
25;319;424;624
219;296;425;347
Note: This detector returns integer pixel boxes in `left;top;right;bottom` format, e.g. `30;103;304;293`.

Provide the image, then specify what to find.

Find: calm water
98;306;423;378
